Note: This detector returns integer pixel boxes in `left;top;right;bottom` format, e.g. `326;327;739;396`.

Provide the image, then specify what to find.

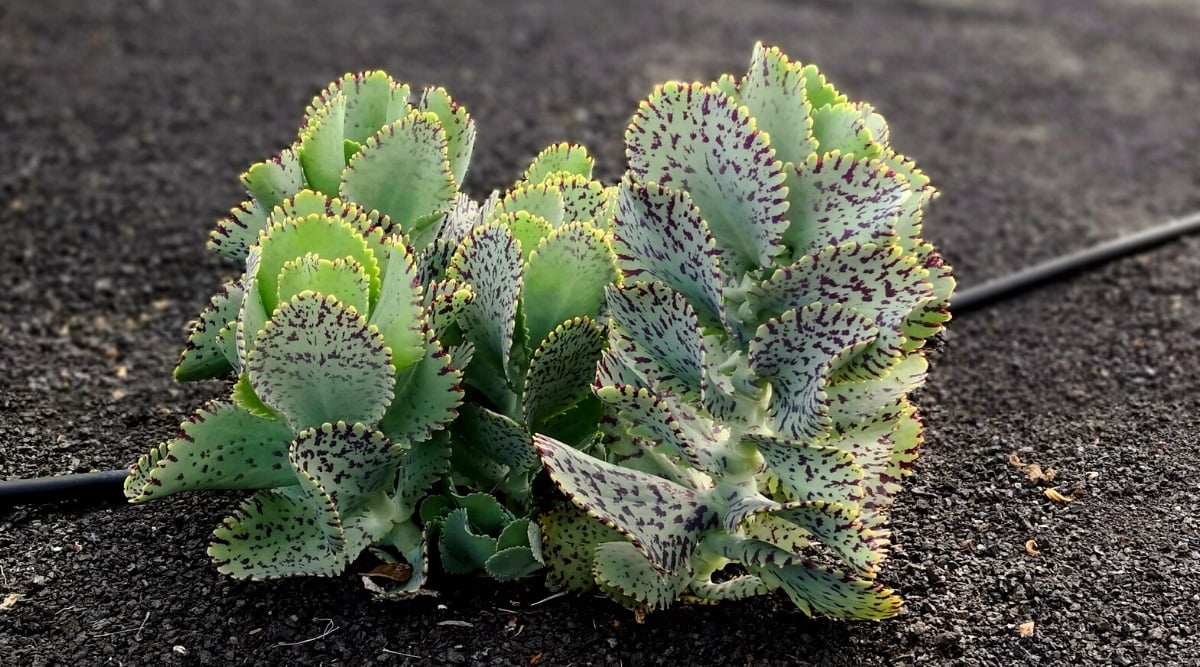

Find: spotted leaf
367;242;425;370
547;174;611;225
735;42;818;167
209;485;345;579
124;401;296;503
210;200;268;260
756;562;902;620
288;422;399;516
422;279;474;339
457;404;537;472
523;142;594;183
248;293;394;431
745;434;865;507
447;222;522;385
315;71;412;145
611;180;725;328
748;303;878;440
605;281;705;398
521;222;619;352
626;81;788;274
394;432;451;522
379;332;463;445
593;541;691;612
747;499;883;575
826;353;927;434
523;316;605;429
535;434;717;573
494;211;554;264
175;282;244;381
827;400;922;532
810;103;881;159
594;385;723;473
241;148;305;214
418;86;475;185
538;505;625;593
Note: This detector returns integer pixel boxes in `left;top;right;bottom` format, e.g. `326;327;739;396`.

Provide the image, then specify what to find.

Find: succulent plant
533;43;953;619
127;44;952;620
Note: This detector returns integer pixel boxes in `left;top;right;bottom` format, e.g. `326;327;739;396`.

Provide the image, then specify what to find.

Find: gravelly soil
2;1;1199;665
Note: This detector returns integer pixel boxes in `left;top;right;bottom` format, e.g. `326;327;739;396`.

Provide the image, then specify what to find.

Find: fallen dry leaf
1018;620;1035;637
1007;452;1025;467
361;562;413;584
1024;540;1041;557
0;593;21;611
1025;463;1058;485
1044;488;1073;503
529;652;543;665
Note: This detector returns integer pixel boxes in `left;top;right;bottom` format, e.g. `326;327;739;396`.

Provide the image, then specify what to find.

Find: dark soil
3;1;1200;665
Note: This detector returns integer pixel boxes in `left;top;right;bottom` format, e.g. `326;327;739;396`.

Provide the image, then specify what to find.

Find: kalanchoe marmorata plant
534;43;953;619
127;43;952;620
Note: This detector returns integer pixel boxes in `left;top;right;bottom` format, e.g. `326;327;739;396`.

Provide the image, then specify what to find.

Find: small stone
172;645;188;656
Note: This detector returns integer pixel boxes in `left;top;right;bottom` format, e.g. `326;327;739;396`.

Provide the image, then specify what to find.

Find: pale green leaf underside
298;93;348;197
289;422;399;516
524;142;594;183
538;505;624;593
522;316;606;429
176;282;244;381
367;242;426;370
419;86;475;185
209;486;344;579
521;222;618;349
593;540;690;611
241;148;305;215
448;222;523;384
735;43;817;168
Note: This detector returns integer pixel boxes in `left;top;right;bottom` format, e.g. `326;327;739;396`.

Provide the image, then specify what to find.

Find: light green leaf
605;281;706;398
175;282;244;381
419;86;475;185
547;174;610;225
798;61;847;109
339;111;457;236
289;422;400;516
523;316;605;429
255;213;380;315
326;71;411;145
379;332;464;445
447;222;523;386
593;541;690;611
753;500;884;575
756;562;902;620
485;546;543;581
231;372;279;420
124;401;296;503
367;242;426;370
248;292;394;431
810;103;881;159
521;222;618;349
423;279;474;339
595;385;720;473
825;353;927;434
494;211;554;264
438;507;498;574
240;148;305;213
495;182;565;227
626;81;788;274
209;485;345;579
457;404;536;471
744;434;865;507
394;432;452;522
276;254;370;317
736;42;817;167
298;92;347;197
523;142;594;183
538;505;624;593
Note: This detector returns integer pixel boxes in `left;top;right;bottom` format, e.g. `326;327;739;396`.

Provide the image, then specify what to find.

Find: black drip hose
3;211;1200;510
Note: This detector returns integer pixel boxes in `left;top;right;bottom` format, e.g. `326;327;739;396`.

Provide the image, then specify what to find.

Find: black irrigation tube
3;210;1200;510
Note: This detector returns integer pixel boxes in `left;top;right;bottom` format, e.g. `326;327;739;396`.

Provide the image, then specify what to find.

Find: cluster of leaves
126;44;952;620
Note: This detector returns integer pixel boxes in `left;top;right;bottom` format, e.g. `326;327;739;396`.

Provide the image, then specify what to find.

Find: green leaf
447;222;523;385
593;541;690;611
255;213;380;315
457;404;537;471
248;293;394;431
735;43;818;167
798;61;847;109
209;199;267;261
276;254;370;317
810;103;881;159
611;180;726;328
750;499;883;575
626;81;788;274
496;516;538;552
423;279;474;339
209;485;345;579
395;432;452;522
236;249;268;368
826;353;927;434
339;111;457;236
289;422;400;515
495;182;565;227
521;222;618;349
687;575;770;603
419;86;475;185
485;546;543;581
438;193;485;246
495;211;554;264
326;71;411;145
379;332;464;445
523;316;605;429
826;400;922;532
523;142;594;183
547;174;610;225
438;507;498;574
124;401;296;503
605;281;706;398
748;303;879;441
744;434;865;507
903;242;954;349
750;243;934;379
538;505;624;593
367;242;426;370
241;148;305;213
756;562;902;620
231;372;279;419
595;385;721;473
175;282;244;381
535;434;717;573
298;92;347;197
783;152;911;259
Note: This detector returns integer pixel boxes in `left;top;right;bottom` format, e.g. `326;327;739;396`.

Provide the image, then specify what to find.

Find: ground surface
2;1;1199;665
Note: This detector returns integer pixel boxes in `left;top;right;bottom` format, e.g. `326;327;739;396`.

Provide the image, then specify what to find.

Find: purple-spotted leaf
547;174;610;225
595;385;724;473
714;535;808;569
881;149;934;246
175;282;244;381
750;243;935;378
521;222;619;350
743;514;813;554
379;332;464;445
857;103;891;151
902;242;954;349
754;500;884;575
339;111;457;239
315;71;412;145
810;103;881;159
289;422;400;515
209;485;345;579
422;279;474;338
535;434;718;573
298;93;347;197
523;142;595;183
417;237;458;285
783;152;911;259
735;43;818;167
124;401;296;503
523;316;606;429
394;433;452;521
688;575;770;602
538;504;625;593
826;353;927;434
744;434;865;507
593;540;691;611
612;180;725;328
241;148;305;214
255;213;379;315
827;400;922;532
626;82;788;274
606;281;705;397
236;249;268;368
276;254;370;317
495;182;565;227
438;192;484;246
458;404;537;471
748;303;878;440
418;86;475;185
494;211;554;264
447;222;522;382
210;199;268;261
756;562;902;620
248;293;394;431
367;242;426;370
